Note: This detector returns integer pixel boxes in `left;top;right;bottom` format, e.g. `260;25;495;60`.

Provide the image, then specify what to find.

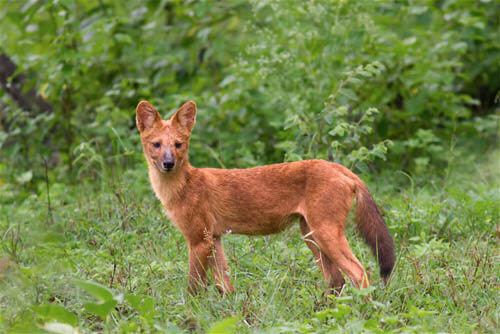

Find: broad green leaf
32;304;78;326
329;124;345;137
73;280;113;302
125;294;154;316
83;300;117;320
346;77;362;84
331;304;351;320
324;111;333;124
335;106;348;116
208;317;239;334
115;33;132;44
339;88;357;100
355;161;370;174
313;309;333;321
357;70;373;77
220;75;236;88
60;0;74;7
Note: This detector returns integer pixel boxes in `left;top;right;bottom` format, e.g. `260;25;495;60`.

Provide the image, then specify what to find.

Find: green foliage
32;304;78;327
0;0;252;176
218;0;499;170
208;317;239;334
74;280;118;320
277;63;393;173
0;151;499;333
1;0;499;333
0;0;498;179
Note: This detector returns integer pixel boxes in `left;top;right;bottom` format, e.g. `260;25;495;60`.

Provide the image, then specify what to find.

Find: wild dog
136;100;395;295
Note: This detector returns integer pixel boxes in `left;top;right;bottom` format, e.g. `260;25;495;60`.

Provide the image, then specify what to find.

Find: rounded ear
136;101;161;132
171;101;197;133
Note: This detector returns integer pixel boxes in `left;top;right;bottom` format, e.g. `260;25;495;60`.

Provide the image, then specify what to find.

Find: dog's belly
216;213;300;236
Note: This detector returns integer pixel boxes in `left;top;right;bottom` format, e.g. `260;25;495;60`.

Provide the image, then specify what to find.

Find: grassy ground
0;151;499;333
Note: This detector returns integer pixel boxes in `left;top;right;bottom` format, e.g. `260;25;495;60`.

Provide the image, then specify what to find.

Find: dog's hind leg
307;222;369;289
299;218;345;294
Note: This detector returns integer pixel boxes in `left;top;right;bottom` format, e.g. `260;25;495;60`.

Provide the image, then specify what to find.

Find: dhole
136;100;395;295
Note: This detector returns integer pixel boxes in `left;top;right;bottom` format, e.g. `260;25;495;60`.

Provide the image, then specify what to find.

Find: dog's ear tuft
172;101;197;133
136;101;161;132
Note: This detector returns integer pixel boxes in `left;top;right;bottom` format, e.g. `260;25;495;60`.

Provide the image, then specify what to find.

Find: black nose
163;161;175;169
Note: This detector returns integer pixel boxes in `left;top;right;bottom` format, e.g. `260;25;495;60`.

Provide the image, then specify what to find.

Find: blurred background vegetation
0;0;499;333
0;0;498;188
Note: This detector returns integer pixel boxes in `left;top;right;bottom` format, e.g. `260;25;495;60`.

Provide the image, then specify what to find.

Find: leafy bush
217;0;499;170
1;0;498;181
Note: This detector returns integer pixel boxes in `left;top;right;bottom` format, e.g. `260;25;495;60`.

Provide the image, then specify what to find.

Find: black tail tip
380;263;394;279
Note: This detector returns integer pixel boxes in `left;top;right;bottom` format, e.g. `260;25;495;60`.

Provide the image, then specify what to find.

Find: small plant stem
43;158;54;225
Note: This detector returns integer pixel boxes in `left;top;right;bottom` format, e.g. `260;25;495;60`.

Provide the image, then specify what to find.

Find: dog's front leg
210;236;235;294
187;239;213;295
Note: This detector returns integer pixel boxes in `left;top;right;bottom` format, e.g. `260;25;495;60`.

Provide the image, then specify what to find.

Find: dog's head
136;100;196;174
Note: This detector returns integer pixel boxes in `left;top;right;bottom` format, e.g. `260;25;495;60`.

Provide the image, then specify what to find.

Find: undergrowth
0;151;499;333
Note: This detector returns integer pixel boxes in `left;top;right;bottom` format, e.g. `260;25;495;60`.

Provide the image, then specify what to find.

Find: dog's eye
152;142;161;148
175;142;182;149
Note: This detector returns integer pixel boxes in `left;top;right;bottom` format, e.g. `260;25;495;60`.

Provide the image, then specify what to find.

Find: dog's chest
163;207;175;221
150;182;179;224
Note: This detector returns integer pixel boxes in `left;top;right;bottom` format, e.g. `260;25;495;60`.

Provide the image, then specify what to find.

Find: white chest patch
163;208;175;222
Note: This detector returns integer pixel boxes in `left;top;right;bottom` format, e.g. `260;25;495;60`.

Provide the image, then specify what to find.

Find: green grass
0;153;499;333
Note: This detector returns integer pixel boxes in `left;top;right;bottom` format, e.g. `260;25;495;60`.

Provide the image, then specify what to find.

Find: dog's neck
148;162;194;208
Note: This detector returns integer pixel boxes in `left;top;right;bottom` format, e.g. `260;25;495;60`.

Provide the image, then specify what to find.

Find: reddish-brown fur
136;100;395;295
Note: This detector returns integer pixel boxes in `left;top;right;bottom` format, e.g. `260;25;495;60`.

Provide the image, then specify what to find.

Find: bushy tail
354;180;395;279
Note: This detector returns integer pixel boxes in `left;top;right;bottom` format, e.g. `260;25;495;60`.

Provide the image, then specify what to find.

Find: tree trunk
0;52;52;113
